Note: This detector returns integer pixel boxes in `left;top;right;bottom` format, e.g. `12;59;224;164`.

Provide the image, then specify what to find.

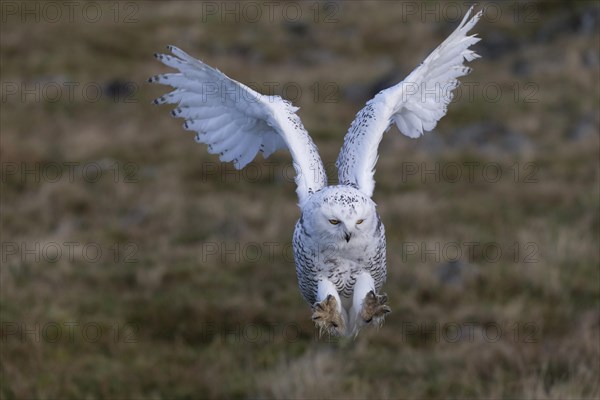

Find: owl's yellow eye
329;219;340;225
356;219;364;225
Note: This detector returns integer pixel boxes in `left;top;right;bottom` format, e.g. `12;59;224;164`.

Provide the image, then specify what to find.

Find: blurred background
1;1;599;398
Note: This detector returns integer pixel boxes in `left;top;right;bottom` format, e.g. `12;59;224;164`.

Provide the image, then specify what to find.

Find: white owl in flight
151;8;482;337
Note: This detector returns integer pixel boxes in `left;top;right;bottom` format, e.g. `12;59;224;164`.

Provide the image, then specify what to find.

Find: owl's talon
311;295;345;336
360;291;390;328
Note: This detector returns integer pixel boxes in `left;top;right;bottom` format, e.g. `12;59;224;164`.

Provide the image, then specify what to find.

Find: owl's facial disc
318;201;374;244
303;186;377;245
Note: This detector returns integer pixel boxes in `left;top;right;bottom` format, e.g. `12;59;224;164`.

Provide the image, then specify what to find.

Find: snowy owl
150;8;482;336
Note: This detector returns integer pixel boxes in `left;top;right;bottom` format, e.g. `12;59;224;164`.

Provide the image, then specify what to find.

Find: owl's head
304;186;378;244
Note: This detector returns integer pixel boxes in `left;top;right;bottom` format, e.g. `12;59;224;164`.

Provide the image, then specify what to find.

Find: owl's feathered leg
350;272;391;335
311;279;346;336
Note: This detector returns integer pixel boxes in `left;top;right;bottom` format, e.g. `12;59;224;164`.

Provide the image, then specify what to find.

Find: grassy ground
1;1;599;399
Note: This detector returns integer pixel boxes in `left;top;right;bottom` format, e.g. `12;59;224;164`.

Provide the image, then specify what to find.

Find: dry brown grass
1;1;599;399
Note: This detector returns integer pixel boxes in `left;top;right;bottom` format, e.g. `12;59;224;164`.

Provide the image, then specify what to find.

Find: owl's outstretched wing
336;7;482;197
150;46;327;206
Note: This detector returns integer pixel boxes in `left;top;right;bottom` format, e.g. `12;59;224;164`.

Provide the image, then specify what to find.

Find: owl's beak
344;232;352;242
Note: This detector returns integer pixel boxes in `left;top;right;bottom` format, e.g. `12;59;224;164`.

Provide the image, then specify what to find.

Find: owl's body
293;185;387;335
293;204;387;305
293;185;387;334
152;8;482;336
294;185;386;303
